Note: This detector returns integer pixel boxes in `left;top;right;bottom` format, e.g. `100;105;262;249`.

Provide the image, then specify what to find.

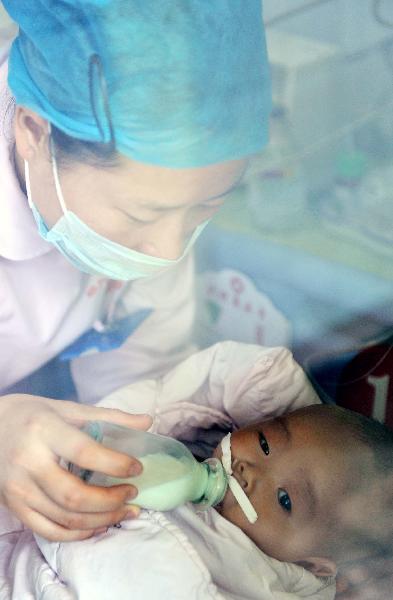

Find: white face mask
220;433;258;524
25;136;209;281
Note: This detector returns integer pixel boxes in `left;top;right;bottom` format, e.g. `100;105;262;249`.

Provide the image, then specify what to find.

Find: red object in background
336;337;393;429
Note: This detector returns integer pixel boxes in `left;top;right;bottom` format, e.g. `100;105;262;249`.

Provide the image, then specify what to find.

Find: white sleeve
70;253;197;405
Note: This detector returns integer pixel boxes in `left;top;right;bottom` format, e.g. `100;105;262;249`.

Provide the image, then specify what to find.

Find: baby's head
213;404;393;577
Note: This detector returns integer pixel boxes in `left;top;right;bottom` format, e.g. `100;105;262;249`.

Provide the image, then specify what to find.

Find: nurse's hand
0;394;152;541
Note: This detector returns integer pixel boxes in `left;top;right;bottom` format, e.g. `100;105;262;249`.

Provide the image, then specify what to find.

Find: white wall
263;0;393;171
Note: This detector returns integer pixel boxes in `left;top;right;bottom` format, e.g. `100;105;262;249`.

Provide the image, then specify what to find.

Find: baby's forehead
281;406;360;438
258;409;375;473
260;406;350;436
290;410;377;480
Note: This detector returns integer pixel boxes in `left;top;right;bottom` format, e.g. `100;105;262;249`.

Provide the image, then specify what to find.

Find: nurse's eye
278;489;292;513
127;215;155;225
258;431;270;455
123;209;157;225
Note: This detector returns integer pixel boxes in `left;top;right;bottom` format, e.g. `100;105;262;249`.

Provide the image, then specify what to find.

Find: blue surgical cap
4;0;271;168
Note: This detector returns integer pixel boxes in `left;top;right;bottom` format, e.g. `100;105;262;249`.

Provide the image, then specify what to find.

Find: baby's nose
232;459;251;491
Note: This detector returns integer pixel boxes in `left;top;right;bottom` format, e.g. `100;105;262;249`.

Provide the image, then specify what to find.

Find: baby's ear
295;556;337;578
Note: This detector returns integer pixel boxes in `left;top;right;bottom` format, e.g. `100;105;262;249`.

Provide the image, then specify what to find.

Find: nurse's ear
14;105;50;161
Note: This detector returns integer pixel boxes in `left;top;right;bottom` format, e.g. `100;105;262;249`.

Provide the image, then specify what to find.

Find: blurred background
194;0;393;426
1;1;393;424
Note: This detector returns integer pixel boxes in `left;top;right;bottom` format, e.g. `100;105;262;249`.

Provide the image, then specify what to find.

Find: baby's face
213;407;374;564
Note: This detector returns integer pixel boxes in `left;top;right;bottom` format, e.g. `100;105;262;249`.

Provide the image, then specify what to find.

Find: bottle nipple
194;457;228;508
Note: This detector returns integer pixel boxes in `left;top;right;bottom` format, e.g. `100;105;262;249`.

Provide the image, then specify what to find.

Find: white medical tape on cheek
220;433;258;524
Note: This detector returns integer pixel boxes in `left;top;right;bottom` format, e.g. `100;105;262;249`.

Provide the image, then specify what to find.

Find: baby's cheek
219;496;268;553
219;489;246;528
218;493;281;560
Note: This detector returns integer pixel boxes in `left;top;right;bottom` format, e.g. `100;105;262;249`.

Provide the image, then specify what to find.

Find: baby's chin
214;481;237;520
214;502;223;515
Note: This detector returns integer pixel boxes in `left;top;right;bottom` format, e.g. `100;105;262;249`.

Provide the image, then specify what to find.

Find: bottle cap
194;458;228;508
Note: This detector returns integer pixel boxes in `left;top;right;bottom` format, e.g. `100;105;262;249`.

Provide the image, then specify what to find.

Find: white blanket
0;342;336;600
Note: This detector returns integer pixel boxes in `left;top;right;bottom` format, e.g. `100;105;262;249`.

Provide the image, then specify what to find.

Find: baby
34;402;393;600
5;342;393;599
214;403;393;580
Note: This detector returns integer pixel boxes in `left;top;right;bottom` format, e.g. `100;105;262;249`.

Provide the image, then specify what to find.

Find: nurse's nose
137;218;189;260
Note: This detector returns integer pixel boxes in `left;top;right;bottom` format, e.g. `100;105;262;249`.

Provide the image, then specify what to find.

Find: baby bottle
69;422;228;511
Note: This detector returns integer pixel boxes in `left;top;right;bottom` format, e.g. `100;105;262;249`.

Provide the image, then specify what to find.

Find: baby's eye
258;432;270;455
278;489;292;513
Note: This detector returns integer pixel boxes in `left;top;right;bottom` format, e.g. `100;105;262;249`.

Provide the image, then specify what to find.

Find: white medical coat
0;51;195;402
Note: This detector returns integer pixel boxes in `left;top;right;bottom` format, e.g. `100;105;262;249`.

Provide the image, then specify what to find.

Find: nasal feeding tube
220;433;258;524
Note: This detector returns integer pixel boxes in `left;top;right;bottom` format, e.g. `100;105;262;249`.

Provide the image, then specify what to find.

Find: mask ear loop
24;122;64;218
221;433;258;524
24;160;33;209
24;123;64;215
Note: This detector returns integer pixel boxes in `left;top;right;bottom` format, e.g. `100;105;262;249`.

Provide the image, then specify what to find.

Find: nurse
0;1;271;541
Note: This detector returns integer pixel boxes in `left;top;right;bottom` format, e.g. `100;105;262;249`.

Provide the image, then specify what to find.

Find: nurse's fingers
22;478;139;533
36;462;139;513
11;501;101;542
36;412;143;479
45;398;153;431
